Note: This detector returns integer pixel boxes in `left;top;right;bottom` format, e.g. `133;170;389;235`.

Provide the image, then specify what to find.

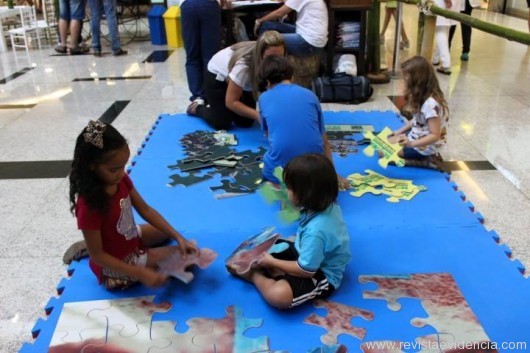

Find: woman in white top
254;0;327;57
186;30;286;131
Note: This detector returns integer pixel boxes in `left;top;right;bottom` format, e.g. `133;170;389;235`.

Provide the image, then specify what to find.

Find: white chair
8;6;41;55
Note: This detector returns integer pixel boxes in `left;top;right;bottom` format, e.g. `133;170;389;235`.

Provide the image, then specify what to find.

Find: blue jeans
259;21;322;57
181;0;221;101
59;0;85;20
89;0;121;52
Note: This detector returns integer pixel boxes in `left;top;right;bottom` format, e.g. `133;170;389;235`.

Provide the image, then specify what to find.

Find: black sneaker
54;45;67;54
113;48;128;56
93;50;102;57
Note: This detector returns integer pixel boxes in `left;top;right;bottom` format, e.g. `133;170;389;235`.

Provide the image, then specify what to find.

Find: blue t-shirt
259;83;325;183
295;203;351;289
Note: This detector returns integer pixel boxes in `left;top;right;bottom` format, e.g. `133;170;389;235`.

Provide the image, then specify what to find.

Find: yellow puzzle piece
348;170;426;203
363;127;405;168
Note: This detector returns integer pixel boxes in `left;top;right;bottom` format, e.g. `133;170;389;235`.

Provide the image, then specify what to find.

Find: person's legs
199;1;221;97
57;0;70;50
435;25;451;72
88;0;102;51
448;24;456;48
460;0;473;58
139;224;171;248
182;0;203;101
232;91;255;128
102;0;121;52
258;21;296;35
281;33;321;56
249;271;293;309
380;7;393;38
195;72;234;130
69;0;86;51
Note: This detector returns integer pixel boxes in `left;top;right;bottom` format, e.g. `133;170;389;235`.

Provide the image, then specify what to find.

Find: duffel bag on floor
311;73;373;104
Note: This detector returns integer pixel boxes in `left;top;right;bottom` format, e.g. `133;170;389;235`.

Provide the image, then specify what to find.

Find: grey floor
0;5;529;352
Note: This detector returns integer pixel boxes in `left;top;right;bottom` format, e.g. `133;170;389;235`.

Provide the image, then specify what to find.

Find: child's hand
258;253;275;268
178;239;200;259
338;175;351;190
138;268;168;288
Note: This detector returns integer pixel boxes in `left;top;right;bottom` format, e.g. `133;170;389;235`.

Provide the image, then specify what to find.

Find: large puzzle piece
304;299;374;345
348;170;426;203
190;305;269;352
360;274;498;352
363;127;405;168
158;246;218;283
259;166;300;223
225;226;280;274
325;124;374;158
49;296;173;352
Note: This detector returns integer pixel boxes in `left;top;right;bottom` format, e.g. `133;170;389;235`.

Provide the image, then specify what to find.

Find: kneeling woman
187;31;285;131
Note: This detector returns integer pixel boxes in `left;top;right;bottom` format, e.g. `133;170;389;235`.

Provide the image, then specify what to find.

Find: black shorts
270;239;335;308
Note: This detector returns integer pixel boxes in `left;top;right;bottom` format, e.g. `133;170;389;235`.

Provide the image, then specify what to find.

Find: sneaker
113;48;128;56
436;67;452;75
54;45;67;54
460;52;469;61
70;45;89;55
93;50;102;57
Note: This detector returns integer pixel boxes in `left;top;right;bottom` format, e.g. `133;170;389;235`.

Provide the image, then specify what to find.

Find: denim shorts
403;146;429;160
59;0;86;21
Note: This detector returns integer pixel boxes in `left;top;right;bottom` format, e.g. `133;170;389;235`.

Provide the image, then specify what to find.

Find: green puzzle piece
259;167;300;224
363;127;405;168
348;170;426;203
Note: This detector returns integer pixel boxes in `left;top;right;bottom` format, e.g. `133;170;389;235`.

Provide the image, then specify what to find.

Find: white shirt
434;0;461;26
207;47;252;91
406;97;448;156
285;0;328;48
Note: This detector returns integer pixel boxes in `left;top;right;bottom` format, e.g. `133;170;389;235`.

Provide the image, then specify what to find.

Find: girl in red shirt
69;120;199;290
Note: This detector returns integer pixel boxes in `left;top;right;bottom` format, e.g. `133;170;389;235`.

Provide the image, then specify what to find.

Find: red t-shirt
76;174;144;283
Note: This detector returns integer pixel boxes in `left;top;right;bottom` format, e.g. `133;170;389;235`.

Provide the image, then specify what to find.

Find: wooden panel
328;0;373;10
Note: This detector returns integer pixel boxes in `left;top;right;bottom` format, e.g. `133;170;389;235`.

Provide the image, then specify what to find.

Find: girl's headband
83;120;107;149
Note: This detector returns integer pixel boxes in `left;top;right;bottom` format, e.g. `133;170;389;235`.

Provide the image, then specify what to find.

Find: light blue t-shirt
295;203;351;289
259;83;325;184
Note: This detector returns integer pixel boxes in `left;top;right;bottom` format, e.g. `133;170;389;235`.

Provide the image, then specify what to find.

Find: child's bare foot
226;263;254;283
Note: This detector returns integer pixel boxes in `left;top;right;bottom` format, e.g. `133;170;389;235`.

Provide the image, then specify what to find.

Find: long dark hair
283;154;338;213
69;122;127;214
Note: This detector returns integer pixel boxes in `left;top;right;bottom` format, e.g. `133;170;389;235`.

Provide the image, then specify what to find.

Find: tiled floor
0;5;528;352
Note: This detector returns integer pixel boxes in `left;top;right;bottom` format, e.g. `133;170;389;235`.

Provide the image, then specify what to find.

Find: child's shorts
101;248;147;290
403;146;429;160
270;239;335;308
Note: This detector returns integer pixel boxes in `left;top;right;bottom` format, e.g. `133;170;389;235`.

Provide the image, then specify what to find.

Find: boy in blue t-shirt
258;55;334;185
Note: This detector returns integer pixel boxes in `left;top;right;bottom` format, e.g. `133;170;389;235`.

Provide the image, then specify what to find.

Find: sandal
54;45;67;54
63;240;89;264
436;67;451;75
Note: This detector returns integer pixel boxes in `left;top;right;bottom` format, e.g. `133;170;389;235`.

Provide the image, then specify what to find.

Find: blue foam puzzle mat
21;111;529;353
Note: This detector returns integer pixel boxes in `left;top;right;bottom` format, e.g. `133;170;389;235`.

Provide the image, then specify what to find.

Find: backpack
311;73;373;104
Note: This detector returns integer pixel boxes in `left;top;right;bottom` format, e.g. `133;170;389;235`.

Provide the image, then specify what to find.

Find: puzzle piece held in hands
225;227;280;274
363;127;405;168
304;299;374;345
158;246;218;283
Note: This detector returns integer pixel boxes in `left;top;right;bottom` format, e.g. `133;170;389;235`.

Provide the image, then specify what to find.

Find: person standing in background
56;0;88;54
181;0;224;106
432;0;461;75
89;0;128;56
448;0;481;61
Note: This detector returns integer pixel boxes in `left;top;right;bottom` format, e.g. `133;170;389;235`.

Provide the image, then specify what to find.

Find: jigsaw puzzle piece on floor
304;299;374;345
157;246;218;283
307;344;349;353
182;305;269;353
225;227;280;274
168;172;212;187
363;127;405;168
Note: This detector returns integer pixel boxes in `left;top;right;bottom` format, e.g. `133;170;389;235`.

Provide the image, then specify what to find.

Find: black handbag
311;73;373;104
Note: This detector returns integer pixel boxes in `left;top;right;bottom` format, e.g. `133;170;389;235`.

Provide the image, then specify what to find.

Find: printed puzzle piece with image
304;299;374;345
360;274;498;352
363;127;405;168
190;305;269;352
157;245;218;283
49;296;173;352
225;227;280;274
348;170;426;202
308;344;349;353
